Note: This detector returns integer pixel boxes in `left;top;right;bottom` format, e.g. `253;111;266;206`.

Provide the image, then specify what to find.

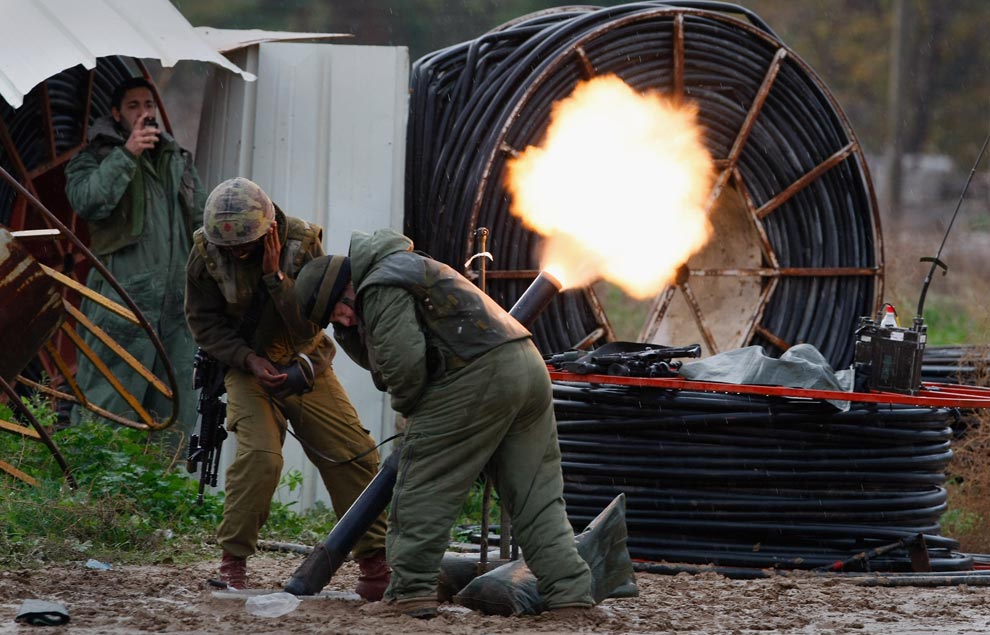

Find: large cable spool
406;2;882;368
0;56;142;273
554;381;968;571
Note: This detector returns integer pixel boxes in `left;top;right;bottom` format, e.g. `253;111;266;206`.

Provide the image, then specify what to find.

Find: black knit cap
294;255;351;328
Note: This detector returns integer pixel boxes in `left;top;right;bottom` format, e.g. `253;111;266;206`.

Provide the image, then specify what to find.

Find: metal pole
473;227;494;572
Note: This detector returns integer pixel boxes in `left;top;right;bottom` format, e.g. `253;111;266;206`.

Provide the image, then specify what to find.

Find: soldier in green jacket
184;178;389;597
292;228;593;618
65;77;205;432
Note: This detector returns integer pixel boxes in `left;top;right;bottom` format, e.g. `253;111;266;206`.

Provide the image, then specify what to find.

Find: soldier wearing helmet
184;177;389;596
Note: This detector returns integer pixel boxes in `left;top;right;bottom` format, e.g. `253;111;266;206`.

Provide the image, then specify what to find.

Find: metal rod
0;375;76;488
473;226;493;571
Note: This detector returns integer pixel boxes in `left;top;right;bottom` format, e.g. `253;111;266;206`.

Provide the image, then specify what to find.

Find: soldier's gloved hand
246;352;288;390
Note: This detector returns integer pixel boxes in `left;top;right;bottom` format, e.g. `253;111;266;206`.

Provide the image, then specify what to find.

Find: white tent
0;0;256;108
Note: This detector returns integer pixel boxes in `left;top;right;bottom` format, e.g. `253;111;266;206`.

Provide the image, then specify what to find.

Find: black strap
237;277;270;344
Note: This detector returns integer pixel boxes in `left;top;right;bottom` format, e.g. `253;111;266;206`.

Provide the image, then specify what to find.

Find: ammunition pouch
269;353;316;399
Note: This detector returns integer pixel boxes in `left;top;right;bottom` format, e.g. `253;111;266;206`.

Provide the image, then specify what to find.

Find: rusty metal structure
405;2;882;368
1;57;181;487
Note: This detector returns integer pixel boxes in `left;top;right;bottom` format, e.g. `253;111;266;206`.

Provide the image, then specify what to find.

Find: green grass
0;413;221;566
0;400;356;567
1;397;492;568
923;302;982;346
592;281;653;342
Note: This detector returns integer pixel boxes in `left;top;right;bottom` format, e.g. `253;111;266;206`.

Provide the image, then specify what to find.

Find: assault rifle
186;348;228;505
548;341;702;378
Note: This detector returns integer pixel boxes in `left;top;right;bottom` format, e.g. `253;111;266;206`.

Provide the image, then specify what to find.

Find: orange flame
506;75;715;298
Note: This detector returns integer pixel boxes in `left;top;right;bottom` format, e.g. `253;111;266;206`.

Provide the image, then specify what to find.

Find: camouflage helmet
203;177;275;246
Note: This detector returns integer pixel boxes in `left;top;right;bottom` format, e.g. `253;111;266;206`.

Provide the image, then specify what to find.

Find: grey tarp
678;344;854;411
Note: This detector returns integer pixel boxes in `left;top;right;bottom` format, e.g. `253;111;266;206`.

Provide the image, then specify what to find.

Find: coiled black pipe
405;2;880;368
922;345;990;385
554;381;970;571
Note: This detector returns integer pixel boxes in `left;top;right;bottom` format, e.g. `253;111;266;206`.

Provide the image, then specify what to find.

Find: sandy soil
4;552;990;634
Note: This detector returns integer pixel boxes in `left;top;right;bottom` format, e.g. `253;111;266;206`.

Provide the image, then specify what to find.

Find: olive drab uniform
334;228;594;608
184;209;387;560
65;115;205;432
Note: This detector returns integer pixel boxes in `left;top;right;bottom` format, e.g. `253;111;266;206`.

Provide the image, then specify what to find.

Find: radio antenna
915;132;990;320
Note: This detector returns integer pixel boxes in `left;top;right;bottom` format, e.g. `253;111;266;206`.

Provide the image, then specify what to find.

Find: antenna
915;133;990;319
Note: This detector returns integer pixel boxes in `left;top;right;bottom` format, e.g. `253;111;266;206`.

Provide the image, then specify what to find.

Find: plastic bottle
245;592;302;617
880;303;898;328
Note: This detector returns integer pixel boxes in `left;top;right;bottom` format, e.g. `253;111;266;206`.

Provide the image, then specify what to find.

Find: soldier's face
223;238;263;261
112;87;157;132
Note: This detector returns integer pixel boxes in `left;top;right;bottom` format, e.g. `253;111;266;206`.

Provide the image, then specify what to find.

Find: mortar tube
283;450;400;596
283;270;561;596
508;270;563;327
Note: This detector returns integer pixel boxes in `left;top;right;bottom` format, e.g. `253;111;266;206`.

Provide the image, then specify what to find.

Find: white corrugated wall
195;42;409;511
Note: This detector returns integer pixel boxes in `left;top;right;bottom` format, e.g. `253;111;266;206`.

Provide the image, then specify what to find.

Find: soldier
183;177;389;597
65;76;205;431
291;228;594;618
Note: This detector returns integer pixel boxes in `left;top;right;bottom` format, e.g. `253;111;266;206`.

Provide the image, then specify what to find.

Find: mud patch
3;553;990;634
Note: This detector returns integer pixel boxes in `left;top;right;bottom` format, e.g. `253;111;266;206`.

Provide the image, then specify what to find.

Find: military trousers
218;366;388;559
384;338;593;608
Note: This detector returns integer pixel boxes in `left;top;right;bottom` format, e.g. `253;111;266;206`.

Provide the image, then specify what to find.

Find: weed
0;400;360;567
592;280;652;342
936;345;990;553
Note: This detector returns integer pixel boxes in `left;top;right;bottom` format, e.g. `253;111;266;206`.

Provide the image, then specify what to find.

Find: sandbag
453;493;637;615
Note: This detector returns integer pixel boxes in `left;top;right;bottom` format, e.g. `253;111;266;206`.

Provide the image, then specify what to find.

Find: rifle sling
237;277;270;344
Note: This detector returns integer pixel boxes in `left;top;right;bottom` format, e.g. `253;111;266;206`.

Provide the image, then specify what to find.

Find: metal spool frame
1;57;180;486
405;2;882;369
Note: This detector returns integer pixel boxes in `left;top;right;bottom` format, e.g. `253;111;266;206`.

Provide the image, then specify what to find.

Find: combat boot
354;549;390;601
219;552;247;590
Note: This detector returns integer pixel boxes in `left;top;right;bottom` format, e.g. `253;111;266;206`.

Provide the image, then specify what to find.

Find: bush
0;399;346;567
944;407;990;553
0;401;224;566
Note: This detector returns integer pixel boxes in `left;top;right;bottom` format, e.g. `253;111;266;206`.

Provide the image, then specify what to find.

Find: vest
194;214;321;305
357;250;530;369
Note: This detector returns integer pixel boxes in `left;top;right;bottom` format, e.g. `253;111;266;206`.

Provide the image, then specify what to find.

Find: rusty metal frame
0;375;76;488
0;164;179;432
1;60;185;493
64;301;171;397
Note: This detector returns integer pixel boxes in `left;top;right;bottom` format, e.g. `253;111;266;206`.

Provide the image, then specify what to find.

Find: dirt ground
4;552;990;635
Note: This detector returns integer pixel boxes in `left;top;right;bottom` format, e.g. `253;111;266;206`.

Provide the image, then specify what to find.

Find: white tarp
0;0;256;109
194;27;350;54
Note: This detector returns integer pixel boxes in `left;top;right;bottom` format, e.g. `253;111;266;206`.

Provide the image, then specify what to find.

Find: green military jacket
334;229;530;415
65;116;204;257
185;208;336;373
